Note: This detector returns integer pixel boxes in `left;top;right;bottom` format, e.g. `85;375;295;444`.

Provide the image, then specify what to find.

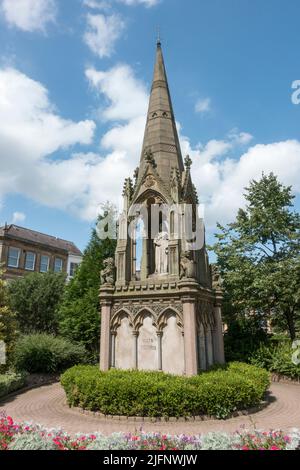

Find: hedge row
0;372;27;399
61;362;270;419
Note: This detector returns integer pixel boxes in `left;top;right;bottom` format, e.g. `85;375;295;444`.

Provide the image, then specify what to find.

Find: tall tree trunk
284;309;296;341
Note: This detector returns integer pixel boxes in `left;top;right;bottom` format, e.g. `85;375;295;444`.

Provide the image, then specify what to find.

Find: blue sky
0;0;300;253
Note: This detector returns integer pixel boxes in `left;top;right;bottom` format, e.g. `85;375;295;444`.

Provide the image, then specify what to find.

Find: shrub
8;272;66;335
61;363;270;419
250;342;300;379
223;316;269;363
0;372;27;398
14;334;87;374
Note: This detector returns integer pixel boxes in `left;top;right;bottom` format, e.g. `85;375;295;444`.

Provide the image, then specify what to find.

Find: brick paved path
0;382;299;435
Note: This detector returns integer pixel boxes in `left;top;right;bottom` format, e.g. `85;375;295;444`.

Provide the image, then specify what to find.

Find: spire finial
157;26;161;46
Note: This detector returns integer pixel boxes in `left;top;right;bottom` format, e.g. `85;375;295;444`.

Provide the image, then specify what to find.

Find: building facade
99;41;225;376
0;224;82;281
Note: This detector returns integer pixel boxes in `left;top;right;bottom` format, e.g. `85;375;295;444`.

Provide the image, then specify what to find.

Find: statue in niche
180;251;196;279
211;264;223;290
101;258;115;285
154;232;169;274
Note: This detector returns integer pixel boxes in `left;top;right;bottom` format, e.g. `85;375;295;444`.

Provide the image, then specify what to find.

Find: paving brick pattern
0;382;299;435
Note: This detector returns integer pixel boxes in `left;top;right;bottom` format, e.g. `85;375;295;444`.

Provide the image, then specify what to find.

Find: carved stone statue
101;258;115;285
154;232;169;274
180;251;196;279
211;264;223;290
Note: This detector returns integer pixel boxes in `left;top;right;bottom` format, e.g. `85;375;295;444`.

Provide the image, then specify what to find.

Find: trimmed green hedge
61;362;270;419
0;372;27;399
14;334;87;374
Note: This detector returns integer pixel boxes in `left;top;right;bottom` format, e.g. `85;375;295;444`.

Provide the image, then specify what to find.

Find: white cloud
86;65;148;121
0;0;56;32
83;13;125;58
12;212;26;224
195;97;211;114
117;0;159;6
0;63;299;228
0;64;146;221
181;135;300;228
228;128;253;145
83;0;110;10
0;67;96;216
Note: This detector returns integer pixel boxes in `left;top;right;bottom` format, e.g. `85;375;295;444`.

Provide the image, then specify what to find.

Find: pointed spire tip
156;26;161;47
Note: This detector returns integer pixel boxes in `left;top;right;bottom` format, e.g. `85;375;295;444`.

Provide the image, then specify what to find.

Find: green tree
0;268;18;371
8;271;66;335
213;173;300;340
58;205;117;360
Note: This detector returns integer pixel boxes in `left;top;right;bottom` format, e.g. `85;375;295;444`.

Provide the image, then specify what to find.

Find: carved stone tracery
111;302;184;334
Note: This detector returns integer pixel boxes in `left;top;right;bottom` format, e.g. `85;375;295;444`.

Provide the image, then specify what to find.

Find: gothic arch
111;309;133;333
133;308;157;331
157;307;183;332
134;189;170;207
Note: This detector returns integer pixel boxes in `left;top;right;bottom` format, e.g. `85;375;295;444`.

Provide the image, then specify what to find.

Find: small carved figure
144;150;157;168
184;155;193;170
144;174;156;188
211;264;223;290
180;251;196;279
100;258;115;285
154;232;169;274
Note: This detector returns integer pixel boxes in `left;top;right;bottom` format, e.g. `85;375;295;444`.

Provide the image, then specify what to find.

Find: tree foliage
58;205;117;360
0;268;18;371
8;271;66;335
213;173;300;340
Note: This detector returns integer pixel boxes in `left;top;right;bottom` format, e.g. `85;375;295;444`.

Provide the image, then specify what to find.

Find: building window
54;257;63;273
40;255;50;273
25;252;36;271
69;262;79;277
7;247;20;268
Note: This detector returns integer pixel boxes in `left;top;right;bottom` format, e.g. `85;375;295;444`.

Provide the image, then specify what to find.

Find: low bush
61;363;270;419
0;372;27;398
14;334;87;374
250;342;300;380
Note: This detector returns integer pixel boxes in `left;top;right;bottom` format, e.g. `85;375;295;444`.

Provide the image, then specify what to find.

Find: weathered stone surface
161;315;184;375
137;316;158;370
115;317;134;370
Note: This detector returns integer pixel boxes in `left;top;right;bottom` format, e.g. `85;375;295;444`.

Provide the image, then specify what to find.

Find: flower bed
61;362;270;419
0;414;299;450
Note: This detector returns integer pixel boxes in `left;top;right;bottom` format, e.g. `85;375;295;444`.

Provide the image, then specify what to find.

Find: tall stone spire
137;41;184;187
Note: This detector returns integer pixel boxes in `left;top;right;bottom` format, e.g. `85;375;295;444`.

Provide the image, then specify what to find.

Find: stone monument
99;40;225;376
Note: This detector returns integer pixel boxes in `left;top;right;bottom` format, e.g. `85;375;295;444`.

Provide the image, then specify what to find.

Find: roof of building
0;224;82;256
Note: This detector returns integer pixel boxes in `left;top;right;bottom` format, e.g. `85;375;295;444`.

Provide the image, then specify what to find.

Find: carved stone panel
161;315;184;375
137;315;158;370
115;317;134;370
